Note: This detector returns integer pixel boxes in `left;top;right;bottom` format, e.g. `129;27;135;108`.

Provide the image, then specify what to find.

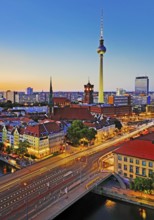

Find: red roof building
51;107;95;121
114;140;154;161
114;139;154;179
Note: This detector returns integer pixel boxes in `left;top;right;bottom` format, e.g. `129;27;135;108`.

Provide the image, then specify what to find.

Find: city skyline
0;0;154;92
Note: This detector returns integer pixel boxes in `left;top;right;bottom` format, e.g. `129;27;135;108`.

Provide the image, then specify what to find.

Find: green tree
67;120;97;146
131;176;153;194
5;146;13;154
114;119;122;130
17;140;30;155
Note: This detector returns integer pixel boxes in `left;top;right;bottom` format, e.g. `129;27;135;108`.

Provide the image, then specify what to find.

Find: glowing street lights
23;182;28;220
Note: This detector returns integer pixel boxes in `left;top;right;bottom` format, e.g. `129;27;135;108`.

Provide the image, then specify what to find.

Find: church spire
49;76;54;115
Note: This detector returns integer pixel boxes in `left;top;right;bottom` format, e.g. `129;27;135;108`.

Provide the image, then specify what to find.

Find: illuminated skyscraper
97;14;106;103
135;76;149;95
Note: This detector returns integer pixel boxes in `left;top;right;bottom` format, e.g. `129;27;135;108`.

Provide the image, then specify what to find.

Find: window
124;165;127;171
136;159;139;165
118;155;122;161
142;168;146;176
129;165;133;173
118;163;122;169
148;169;153;177
124;157;127;162
142;161;146;166
136;167;139;174
130;158;133;163
124;173;127;177
130;174;133;178
149;162;153;168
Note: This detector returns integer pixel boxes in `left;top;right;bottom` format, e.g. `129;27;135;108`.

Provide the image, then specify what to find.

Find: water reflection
105;200;116;208
139;208;146;219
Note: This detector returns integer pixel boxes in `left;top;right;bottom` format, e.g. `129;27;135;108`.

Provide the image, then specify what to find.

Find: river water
54;192;154;220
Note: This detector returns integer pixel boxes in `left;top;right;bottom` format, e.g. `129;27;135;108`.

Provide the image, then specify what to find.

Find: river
54;192;154;220
0;160;16;176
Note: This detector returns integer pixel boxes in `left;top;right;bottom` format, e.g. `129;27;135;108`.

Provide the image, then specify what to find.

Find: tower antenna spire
100;9;103;39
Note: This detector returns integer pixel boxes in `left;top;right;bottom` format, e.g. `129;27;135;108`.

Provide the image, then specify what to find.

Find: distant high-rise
97;13;106;103
135;76;149;95
26;87;33;95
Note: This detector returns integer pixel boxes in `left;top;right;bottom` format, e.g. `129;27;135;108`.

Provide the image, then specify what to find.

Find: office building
135;76;149;95
26;87;33;95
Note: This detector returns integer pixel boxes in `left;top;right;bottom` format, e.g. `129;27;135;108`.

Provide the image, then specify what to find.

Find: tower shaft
98;54;104;103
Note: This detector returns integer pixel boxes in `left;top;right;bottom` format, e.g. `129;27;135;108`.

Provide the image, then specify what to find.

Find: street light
23;182;28;220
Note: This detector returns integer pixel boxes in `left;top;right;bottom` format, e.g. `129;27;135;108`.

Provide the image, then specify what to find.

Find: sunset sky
0;0;154;92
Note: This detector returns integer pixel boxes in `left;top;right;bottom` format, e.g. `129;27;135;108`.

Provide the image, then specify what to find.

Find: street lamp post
23;182;28;220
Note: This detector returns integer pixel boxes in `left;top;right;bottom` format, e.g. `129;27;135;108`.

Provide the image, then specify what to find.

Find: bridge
31;170;128;220
32;171;113;220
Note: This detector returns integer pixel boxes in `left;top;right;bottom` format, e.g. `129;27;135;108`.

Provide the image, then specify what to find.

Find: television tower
97;13;106;103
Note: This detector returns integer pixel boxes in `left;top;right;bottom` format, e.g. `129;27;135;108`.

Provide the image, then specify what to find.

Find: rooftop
114;139;154;161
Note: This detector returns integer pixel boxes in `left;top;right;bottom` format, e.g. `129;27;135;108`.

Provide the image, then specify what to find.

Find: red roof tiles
52;107;94;121
114;139;154;161
24;122;61;137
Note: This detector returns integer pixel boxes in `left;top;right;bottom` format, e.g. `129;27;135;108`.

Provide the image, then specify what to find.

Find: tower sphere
97;44;106;54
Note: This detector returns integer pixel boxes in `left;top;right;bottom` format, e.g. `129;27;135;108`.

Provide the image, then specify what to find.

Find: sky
0;0;154;92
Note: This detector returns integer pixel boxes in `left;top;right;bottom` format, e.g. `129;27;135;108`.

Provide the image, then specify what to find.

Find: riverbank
94;182;154;210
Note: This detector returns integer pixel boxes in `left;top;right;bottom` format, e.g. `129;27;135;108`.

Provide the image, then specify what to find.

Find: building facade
135;76;149;96
114;139;154;179
83;81;94;104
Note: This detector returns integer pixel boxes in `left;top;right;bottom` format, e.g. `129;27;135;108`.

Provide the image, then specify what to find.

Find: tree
130;176;153;194
5;146;13;154
17;140;30;155
114;119;122;130
66;120;97;146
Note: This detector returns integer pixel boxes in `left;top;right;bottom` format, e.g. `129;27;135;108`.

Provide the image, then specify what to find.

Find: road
0;121;153;219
